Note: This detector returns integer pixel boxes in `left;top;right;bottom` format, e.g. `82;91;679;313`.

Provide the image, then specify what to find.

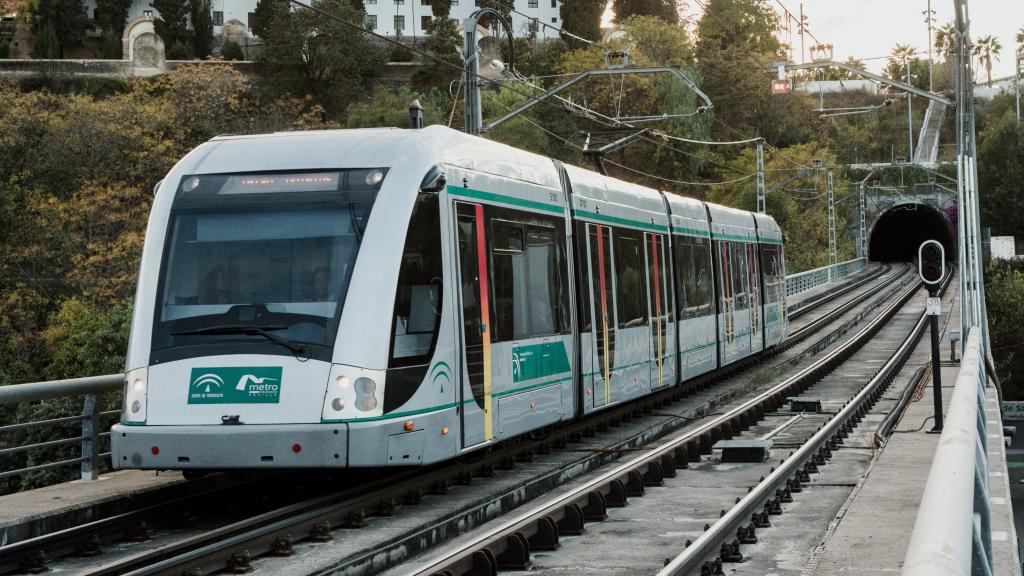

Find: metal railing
0;374;123;485
785;257;867;298
902;327;993;576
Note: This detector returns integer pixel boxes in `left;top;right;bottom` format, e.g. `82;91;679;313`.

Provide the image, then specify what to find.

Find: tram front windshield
150;169;385;364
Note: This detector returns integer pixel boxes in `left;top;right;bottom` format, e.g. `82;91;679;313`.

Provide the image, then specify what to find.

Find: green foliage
257;0;385;116
985;260;1024;400
151;0;190;55
252;0;289;39
95;0;131;34
613;0;677;24
20;0;90;58
344;86;448;128
101;29;121;59
389;41;415;63
221;38;244;61
559;0;604;47
977;111;1024;236
191;0;214;58
44;299;131;379
0;40;8;59
412;12;460;91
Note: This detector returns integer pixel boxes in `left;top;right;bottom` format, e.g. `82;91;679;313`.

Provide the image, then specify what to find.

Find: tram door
454;202;491;448
587;224;615;408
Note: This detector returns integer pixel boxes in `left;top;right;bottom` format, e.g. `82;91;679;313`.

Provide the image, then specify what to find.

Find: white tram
111;126;786;470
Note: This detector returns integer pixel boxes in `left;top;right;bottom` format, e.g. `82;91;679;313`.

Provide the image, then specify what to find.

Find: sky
749;0;1022;80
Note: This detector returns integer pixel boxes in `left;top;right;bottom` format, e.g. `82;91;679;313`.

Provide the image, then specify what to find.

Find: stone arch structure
122;15;165;70
867;202;956;262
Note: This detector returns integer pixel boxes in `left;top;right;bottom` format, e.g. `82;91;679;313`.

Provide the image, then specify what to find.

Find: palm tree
1017;26;1023;54
934;22;957;56
886;43;918;82
972;34;1002;86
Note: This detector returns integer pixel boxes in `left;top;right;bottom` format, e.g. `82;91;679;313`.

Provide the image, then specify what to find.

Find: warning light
292;443;302;453
404;421;415;432
150;446;159;455
441;426;449;435
918;241;945;285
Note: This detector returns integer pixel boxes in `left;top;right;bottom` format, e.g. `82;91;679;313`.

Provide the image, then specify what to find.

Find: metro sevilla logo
187;367;283;404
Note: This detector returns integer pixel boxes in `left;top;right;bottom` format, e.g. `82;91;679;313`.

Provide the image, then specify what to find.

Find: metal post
907;58;915;162
928;294;944;432
1016;54;1022;123
81;393;99;481
799;3;805;65
859;181;867;259
925;0;934;93
756;142;766;213
409;99;424;129
462;19;482;135
827;168;836;282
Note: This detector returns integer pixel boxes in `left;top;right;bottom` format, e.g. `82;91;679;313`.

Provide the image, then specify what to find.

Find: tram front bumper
110;423;349;469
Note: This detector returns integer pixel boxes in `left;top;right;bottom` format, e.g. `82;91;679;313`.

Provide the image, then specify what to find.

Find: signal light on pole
918;240;945;286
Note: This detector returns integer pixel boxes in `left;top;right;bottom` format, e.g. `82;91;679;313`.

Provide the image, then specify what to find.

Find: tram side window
490;212;569;342
388;194;444;368
576;221;592;332
731;242;748;310
676;235;713;320
614;229;647;328
760;245;781;305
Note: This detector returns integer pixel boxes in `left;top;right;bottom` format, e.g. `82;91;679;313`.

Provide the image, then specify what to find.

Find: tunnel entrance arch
868;202;955;262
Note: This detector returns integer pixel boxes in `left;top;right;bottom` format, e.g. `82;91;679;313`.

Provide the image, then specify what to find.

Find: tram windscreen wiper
171;324;307;356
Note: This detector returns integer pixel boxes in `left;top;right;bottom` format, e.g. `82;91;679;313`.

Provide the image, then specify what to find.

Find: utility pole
859;180;867;259
799;3;806;65
1016;53;1022;123
756;142;766;213
923;2;936;92
906;58;914;162
463;8;512;135
827;168;836;282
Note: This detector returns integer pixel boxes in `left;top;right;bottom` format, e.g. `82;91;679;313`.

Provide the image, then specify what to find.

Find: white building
80;0;561;41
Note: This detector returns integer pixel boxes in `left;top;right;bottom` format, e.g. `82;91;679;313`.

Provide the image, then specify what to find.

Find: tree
973;34;1002;86
559;0;605;47
150;0;190;58
695;0;802;142
191;0;214;58
1016;26;1023;53
412;2;461;91
252;0;290;39
984;260;1024;400
978;111;1024;236
257;0;385;116
95;0;131;35
19;0;90;58
934;22;957;56
613;0;677;24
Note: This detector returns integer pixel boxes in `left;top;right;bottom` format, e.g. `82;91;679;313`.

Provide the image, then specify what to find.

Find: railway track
0;264;909;576
403;271;947;576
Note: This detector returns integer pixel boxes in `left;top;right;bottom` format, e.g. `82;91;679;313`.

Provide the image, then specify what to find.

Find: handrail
901;327;993;576
0;374;123;487
785;257;867;298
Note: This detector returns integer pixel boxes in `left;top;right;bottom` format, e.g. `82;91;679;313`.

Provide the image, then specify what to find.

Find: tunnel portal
868;203;956;262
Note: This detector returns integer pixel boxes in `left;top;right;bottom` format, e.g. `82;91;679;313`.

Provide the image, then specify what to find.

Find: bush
221;38;244;61
101;30;121;59
0;40;9;59
389;42;414;63
166;40;188;60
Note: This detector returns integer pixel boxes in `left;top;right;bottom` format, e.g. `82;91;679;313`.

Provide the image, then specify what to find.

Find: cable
288;0;762;190
893;415;934;434
487;0;607;49
605;158;757;187
484;93;758;187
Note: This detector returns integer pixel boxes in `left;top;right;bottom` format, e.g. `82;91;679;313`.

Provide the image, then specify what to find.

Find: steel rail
27;268;900;576
787;264;911;344
405;275;925;576
2;264;892;575
660;269;954;574
787;263;892;322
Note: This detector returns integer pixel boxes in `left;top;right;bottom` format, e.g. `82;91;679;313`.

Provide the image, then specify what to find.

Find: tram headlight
123;367;148;423
322;365;385;420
